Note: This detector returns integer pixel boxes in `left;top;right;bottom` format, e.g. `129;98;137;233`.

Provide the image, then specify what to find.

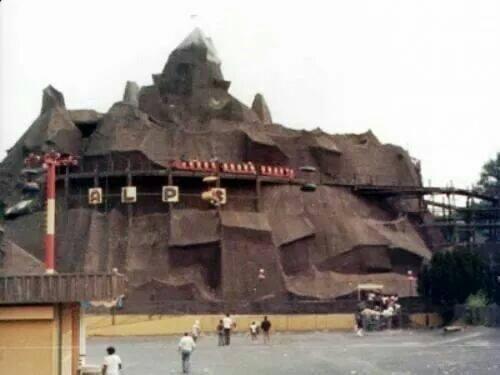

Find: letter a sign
88;188;103;205
162;186;179;203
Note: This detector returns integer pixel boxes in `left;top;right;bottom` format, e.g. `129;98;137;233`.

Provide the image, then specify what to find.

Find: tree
465;153;500;242
418;248;496;306
476;152;500;198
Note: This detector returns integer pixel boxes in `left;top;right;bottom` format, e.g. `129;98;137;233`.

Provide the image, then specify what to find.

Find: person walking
192;320;201;342
260;316;272;344
249;321;259;341
216;319;225;346
354;311;364;337
222;313;234;346
178;332;196;374
102;346;122;375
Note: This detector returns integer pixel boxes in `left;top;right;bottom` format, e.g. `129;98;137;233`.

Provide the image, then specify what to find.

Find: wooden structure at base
0;273;127;304
356;283;384;301
0;272;127;375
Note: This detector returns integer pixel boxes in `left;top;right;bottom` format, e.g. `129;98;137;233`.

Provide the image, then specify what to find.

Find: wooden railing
0;272;127;304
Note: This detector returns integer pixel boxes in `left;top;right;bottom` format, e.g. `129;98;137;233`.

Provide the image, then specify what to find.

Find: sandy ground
87;328;500;375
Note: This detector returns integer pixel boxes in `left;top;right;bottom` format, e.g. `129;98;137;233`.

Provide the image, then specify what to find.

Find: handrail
49;156;497;203
0;272;127;304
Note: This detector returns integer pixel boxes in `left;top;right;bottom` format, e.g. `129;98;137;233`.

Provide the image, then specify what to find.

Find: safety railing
0;272;127;304
322;174;419;188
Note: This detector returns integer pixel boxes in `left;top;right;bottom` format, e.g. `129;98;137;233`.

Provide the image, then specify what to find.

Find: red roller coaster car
169;159;295;179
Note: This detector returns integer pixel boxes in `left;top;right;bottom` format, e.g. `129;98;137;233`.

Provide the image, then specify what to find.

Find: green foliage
471;153;500;241
476;152;500;198
466;290;489;308
418;248;496;306
465;291;490;325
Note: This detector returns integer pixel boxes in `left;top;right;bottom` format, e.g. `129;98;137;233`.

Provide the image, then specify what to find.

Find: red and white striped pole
44;159;57;274
25;151;77;274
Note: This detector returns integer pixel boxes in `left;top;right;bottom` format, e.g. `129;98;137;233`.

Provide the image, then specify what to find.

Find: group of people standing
355;293;401;336
215;314;272;346
100;314;272;374
216;313;236;346
249;316;272;344
178;314;272;373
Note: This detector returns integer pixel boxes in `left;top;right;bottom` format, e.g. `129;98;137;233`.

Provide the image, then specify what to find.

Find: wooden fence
0;272;127;304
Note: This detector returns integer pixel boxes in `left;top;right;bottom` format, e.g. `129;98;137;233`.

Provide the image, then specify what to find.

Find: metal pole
25;151;77;274
45;161;56;274
79;304;87;367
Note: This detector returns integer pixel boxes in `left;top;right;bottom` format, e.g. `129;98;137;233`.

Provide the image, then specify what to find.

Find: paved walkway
87;328;500;374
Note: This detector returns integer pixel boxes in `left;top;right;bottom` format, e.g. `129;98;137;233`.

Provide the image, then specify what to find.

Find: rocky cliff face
0;28;440;308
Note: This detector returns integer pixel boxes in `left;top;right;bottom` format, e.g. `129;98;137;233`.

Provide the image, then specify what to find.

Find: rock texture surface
0;29;440;309
0;226;45;276
252;93;272;125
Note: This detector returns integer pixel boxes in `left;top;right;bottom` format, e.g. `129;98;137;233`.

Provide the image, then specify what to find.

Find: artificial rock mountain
0;29;442;309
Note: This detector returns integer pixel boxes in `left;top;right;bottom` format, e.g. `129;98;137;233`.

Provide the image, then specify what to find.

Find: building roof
0;271;127;305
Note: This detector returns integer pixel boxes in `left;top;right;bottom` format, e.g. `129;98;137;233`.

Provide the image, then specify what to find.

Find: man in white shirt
102;346;122;375
382;306;394;318
178;332;196;374
249;321;258;341
222;313;234;345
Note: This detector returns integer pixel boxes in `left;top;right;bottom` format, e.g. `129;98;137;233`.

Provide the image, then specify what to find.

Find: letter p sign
162;186;179;203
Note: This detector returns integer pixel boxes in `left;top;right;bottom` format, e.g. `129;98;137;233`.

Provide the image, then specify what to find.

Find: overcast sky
1;0;499;188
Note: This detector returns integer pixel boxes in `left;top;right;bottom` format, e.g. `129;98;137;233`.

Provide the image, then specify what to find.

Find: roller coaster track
51;159;499;204
349;185;498;203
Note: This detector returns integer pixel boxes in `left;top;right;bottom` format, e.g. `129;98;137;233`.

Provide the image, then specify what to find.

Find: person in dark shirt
260;316;272;344
216;320;225;346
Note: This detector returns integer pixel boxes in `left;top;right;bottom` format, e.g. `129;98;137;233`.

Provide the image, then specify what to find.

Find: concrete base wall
86;313;356;336
86;312;444;336
409;313;443;328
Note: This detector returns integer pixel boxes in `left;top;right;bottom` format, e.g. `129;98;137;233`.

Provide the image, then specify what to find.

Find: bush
465;291;489;325
418;248;496;306
466;291;489;309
